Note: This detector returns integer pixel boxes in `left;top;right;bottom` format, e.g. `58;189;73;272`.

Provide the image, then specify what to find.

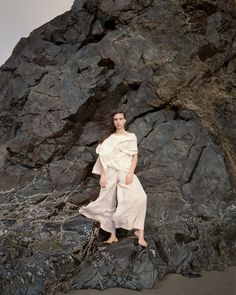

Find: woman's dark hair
99;110;127;143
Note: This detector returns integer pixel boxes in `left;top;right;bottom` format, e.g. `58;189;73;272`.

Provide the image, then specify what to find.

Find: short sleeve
92;142;108;175
95;143;102;154
91;143;103;175
118;134;138;155
91;156;103;175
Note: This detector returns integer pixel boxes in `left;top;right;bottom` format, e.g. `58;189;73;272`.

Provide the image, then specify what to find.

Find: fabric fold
92;133;138;175
118;134;138;156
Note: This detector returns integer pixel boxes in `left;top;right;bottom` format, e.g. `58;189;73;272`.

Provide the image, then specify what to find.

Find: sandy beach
57;266;236;295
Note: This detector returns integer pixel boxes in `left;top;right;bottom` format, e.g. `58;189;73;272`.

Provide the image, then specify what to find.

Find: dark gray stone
0;0;235;294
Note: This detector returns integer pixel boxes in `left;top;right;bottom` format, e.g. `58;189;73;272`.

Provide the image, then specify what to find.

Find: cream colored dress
79;132;147;233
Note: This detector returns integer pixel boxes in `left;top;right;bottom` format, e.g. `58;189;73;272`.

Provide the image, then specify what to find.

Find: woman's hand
99;172;106;188
125;172;134;185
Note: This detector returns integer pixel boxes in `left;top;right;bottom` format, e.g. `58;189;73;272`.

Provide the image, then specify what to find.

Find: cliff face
0;0;235;294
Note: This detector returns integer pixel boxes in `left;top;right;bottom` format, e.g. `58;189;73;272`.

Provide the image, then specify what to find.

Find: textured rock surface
0;0;235;294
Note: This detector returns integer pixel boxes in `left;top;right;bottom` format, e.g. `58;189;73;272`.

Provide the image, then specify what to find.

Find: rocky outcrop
0;0;235;294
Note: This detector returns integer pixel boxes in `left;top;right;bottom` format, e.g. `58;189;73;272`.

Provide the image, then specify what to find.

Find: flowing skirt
79;166;147;233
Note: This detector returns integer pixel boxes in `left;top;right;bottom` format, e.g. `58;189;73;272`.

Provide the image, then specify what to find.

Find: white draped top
92;132;138;175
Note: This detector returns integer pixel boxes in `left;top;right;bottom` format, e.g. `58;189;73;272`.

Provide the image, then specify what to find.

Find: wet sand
57;266;236;295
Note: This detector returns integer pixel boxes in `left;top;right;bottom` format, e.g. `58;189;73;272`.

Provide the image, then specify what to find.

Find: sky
0;0;74;66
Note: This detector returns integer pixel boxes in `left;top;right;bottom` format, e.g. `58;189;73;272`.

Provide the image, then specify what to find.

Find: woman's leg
114;171;148;247
79;167;118;234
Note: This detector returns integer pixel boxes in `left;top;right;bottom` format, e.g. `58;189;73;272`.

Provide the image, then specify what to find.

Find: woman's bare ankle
134;229;139;237
134;229;148;247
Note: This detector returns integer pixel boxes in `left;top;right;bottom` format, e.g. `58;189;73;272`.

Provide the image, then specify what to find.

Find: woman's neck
115;129;128;135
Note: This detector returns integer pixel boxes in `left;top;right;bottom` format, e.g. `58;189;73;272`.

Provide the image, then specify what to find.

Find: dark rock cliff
0;0;235;294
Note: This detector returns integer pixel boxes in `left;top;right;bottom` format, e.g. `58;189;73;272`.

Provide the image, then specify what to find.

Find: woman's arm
125;154;138;185
128;154;138;174
100;165;106;187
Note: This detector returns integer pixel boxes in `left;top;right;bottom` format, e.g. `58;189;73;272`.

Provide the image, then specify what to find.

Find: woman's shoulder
127;132;137;138
122;132;137;139
119;132;137;142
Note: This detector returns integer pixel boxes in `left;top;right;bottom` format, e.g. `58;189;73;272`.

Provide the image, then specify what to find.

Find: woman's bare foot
103;234;118;244
134;229;148;247
138;238;148;247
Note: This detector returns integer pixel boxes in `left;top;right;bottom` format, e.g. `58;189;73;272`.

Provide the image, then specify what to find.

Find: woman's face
113;113;126;130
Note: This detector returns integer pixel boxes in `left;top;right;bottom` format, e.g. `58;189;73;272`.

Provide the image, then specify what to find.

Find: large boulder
0;0;235;294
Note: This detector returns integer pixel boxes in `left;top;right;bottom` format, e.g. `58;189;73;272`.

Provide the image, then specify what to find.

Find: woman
79;110;148;247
